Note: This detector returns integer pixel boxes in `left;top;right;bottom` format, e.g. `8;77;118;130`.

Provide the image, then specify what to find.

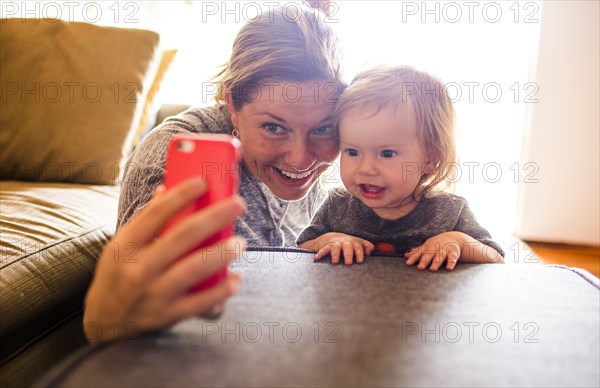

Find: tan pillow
132;49;178;147
0;18;160;184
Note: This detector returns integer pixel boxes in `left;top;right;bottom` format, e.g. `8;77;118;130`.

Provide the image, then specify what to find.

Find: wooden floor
524;241;600;278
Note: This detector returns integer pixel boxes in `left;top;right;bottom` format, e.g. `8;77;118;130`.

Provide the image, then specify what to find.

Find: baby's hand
405;231;504;271
299;233;375;265
404;232;464;271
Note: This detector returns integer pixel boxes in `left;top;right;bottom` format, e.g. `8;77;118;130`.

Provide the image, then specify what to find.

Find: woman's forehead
240;82;337;120
240;80;340;105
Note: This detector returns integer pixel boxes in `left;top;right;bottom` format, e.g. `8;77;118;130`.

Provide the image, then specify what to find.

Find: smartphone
162;134;241;292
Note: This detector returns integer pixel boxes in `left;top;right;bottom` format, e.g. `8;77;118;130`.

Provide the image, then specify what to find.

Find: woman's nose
282;138;317;172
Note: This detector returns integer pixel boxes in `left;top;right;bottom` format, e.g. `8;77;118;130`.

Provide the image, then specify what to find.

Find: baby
297;65;504;271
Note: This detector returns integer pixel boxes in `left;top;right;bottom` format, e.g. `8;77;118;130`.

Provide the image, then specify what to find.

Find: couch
0;18;176;386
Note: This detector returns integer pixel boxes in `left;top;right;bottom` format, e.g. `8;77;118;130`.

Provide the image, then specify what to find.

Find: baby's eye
313;125;334;136
381;150;397;158
263;123;285;135
345;148;360;157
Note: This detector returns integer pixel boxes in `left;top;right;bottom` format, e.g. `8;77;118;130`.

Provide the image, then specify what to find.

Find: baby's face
339;102;432;220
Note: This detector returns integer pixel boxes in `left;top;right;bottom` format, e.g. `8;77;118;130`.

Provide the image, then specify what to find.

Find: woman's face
228;81;340;201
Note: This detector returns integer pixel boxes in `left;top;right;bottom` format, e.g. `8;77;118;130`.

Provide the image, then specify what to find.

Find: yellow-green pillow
133;49;178;147
0;18;160;184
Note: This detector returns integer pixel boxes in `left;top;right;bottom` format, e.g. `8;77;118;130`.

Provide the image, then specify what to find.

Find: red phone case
162;134;241;292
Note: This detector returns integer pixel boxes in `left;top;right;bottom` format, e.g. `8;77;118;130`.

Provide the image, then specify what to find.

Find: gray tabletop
40;250;600;387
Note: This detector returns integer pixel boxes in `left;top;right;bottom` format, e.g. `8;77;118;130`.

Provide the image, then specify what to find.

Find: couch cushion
0;181;118;372
0;18;160;184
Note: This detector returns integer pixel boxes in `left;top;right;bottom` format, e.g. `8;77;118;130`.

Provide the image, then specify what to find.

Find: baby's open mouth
359;184;385;193
358;184;386;199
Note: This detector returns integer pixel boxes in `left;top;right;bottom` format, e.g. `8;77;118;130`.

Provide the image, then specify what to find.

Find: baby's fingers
342;241;355;265
429;249;448;272
330;242;343;265
362;240;375;256
417;250;436;270
405;247;422;266
445;246;461;271
317;242;342;265
315;244;334;262
354;242;366;264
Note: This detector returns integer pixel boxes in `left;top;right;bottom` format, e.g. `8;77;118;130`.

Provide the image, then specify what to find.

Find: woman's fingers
153;184;166;199
122;178;208;245
149;196;246;274
156;237;246;299
169;273;242;321
83;179;249;344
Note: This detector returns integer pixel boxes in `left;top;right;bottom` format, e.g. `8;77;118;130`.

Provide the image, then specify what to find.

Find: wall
515;0;600;245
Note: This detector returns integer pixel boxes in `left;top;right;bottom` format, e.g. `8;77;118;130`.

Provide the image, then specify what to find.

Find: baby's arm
300;233;375;265
404;231;504;271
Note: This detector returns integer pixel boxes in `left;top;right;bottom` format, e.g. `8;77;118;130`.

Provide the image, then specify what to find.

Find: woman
84;3;344;343
119;3;343;246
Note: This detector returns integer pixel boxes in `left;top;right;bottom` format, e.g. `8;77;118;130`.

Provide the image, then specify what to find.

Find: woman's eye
313;125;334;136
345;148;359;157
263;123;285;134
381;150;397;158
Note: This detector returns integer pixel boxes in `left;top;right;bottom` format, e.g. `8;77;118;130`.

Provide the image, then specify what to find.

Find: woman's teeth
279;168;312;179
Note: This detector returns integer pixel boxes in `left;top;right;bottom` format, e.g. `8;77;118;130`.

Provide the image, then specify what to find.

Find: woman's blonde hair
334;65;457;198
214;3;345;110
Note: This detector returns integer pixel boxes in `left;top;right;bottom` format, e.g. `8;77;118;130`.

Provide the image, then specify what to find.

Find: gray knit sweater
297;188;505;256
117;105;325;247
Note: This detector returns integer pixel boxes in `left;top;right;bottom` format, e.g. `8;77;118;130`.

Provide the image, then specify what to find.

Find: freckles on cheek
248;139;279;164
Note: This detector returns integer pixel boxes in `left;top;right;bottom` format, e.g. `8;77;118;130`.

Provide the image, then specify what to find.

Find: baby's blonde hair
334;65;457;199
214;3;345;110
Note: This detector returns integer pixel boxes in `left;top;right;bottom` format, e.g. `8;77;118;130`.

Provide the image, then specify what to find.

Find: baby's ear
423;153;438;174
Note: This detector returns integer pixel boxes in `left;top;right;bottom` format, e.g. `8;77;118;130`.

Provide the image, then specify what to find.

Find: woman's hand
405;231;504;271
299;233;375;265
83;177;246;344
